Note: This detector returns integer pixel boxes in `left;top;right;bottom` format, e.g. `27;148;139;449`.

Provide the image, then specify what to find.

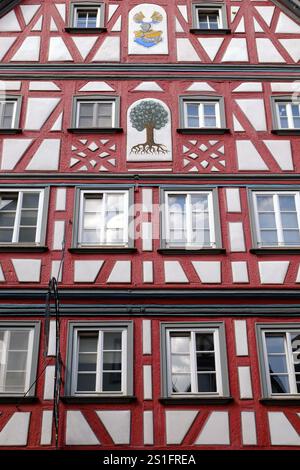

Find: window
70;2;104;29
75;189;132;247
192;3;228;31
0;323;40;396
0;189;48;245
162;190;220;249
67;322;133;396
272;97;300;130
251;191;300;248
179;96;226;130
257;324;300;397
161;323;229;397
0;96;21;130
72;96;120;129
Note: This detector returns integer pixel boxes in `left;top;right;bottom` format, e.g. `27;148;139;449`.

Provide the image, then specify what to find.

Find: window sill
69;247;137;254
260;398;300;405
250;247;300;255
177;128;230;134
158;248;226;255
68;127;123;134
159;396;233;405
0;245;48;252
65;27;107;33
271;129;300;135
190;28;231;35
0;128;22;134
0;396;37;403
61;395;137;404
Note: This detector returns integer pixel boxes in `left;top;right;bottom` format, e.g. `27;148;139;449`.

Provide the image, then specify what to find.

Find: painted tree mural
129;100;169;154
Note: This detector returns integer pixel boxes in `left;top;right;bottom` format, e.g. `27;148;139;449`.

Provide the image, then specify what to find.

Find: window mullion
200;103;204;128
123;192;128;246
25;329;34;391
286;104;294;129
13;192;22;243
208;192;215;247
121;329;127;394
96;331;102;393
186;194;192;246
93;103;98;127
274;194;283;245
0;331;9;391
101;193;106;244
190;332;197;393
286;332;297;394
35;191;43;244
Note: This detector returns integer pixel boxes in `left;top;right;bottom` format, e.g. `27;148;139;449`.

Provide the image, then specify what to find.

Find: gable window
191;3;230;33
162;190;221;250
271;97;300;134
0;96;22;131
0;189;48;246
161;323;229;398
66;322;133;396
70;96;121;132
0;323;40;396
251;191;300;248
178;96;228;134
68;2;105;31
257;325;300;397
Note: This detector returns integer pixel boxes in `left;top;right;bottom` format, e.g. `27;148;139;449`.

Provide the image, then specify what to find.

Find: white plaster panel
228;222;246;252
50;17;57;31
32;16;43;31
55;3;66;21
143;365;153;400
198;38;224;60
51;113;63;131
258;261;289;284
40;411;52;445
296;265;300;283
241;412;257;446
143;411;154;445
235;99;266;131
0;37;17;60
177;5;188;22
1;139;33;170
26;139;61;171
233;82;262;92
0;81;21;91
43;365;55;400
278;40;300;62
256;39;284;63
177;38;200;61
66;411;100;445
107;261;131;283
238;366;253;399
275;13;300;33
128;4;168;55
48;37;73;61
11;36;40;61
0;264;5;282
92;37;120;61
108;5;119;21
111;16;122;32
234;320;249;356
221;39;248;62
268;412;300;446
134;82;163;92
142;222;152;251
186;82;215;92
72;36;98;60
0;11;21;31
192;261;221;283
47;320;56;356
164;261;188;283
236;141;268;170
235;17;245;33
175;18;184;32
226;188;241;212
0;413;30;446
143;319;152;354
12;259;41;282
255;6;274;26
79;82;114;92
25;98;60;130
29;81;60;91
52;220;65;250
233;116;245;132
166;410;198;444
231;261;249;283
55;188;66;211
97;411;130;445
263;140;293;171
195;412;230;445
74;260;104;282
51;260;62;282
20;5;40;25
253;18;264;32
143;261;153;283
142;189;153;213
271;82;300;92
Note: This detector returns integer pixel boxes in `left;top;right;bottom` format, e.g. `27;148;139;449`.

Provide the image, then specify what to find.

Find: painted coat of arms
133;11;163;48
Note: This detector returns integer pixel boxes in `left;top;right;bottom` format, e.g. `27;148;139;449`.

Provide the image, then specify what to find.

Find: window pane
197;373;217;392
268;355;288;373
78;103;94;127
171;354;190;373
82;230;100;243
20;210;38;226
258;213;276;229
170;335;190;353
197;353;215;371
1;102;14;128
256;195;274;211
22;193;39;209
9;330;29;350
5;371;26;391
281;213;299;228
102;372;122;391
283;230;300;245
18;227;36;243
7;351;28;370
77;373;96;391
196;333;214;351
270;375;290;393
78;353;97;372
103;332;122;350
79;335;97;352
103;351;122;371
171;374;191;393
260;230;278;245
279;195;296;211
0;230;13;242
266;334;285;353
0;213;15;227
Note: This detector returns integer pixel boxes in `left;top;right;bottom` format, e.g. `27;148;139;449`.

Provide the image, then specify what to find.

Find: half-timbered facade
0;0;300;450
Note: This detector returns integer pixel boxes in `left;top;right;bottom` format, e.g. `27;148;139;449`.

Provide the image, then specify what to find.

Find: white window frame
0;327;35;395
262;329;300;396
0;189;45;245
276;101;300;130
196;7;223;29
78;190;129;247
73;5;102;28
164;190;216;249
71;327;128;396
252;191;300;247
183;101;221;128
76;99;116;128
0;98;18;129
166;327;223;397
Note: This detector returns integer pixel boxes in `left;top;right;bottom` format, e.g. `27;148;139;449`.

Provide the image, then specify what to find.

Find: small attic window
191;3;230;34
66;2;106;32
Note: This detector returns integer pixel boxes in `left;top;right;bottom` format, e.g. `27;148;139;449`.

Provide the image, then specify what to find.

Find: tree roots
130;143;168;155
